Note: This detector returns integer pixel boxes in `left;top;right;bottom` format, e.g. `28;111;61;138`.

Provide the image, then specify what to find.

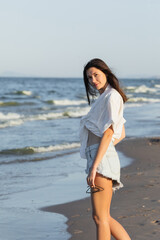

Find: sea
0;77;160;240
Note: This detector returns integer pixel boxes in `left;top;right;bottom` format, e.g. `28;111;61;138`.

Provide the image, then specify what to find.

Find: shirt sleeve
98;91;126;139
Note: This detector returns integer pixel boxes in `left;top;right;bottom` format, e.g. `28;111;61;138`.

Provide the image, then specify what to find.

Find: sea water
0;77;160;239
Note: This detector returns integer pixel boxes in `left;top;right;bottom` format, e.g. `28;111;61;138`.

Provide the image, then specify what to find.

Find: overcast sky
0;0;160;78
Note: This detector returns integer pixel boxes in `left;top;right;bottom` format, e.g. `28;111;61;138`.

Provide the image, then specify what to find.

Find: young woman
79;58;131;240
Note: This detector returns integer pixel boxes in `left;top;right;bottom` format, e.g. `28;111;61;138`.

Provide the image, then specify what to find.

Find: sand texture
41;137;160;240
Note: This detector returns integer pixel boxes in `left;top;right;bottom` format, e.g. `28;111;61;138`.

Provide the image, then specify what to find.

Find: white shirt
79;84;126;159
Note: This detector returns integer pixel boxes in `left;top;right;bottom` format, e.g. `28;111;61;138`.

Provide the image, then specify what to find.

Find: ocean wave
124;86;135;90
63;106;90;118
0;119;24;128
134;85;157;93
0;143;80;156
0;106;90;128
0;112;24;128
155;84;160;88
0;111;67;123
28;106;90;120
46;99;87;106
0;101;20;107
0;112;21;120
28;112;66;121
125;103;143;107
31;142;80;153
14;90;32;96
128;97;160;103
0;106;89;123
0;101;35;107
126;94;133;98
125;85;157;93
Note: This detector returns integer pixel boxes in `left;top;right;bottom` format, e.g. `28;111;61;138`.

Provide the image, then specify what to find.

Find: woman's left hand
87;168;97;187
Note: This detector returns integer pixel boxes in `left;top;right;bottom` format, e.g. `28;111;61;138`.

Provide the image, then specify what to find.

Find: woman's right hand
87;168;97;187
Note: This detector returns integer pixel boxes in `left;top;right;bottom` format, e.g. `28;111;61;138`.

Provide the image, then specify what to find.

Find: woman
79;58;131;240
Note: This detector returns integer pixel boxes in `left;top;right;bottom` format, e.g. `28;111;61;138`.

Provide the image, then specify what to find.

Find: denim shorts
85;140;123;191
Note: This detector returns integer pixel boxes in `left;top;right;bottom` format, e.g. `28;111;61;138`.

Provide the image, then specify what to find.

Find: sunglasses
86;185;104;194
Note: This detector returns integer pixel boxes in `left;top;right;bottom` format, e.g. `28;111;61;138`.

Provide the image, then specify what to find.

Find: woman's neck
99;82;109;95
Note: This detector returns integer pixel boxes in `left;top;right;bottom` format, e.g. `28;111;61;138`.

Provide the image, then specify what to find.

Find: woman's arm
87;125;114;187
113;124;125;146
87;124;126;186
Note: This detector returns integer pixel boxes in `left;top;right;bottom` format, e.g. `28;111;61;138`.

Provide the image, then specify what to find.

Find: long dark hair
83;58;128;105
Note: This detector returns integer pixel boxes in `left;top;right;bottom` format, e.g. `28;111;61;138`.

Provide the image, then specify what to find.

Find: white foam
0;112;24;128
16;90;32;96
23;90;32;95
0;119;24;128
128;97;160;103
0;106;90;129
0;112;21;120
155;84;160;88
134;85;156;93
28;112;65;121
125;103;143;107
125;86;135;90
126;94;133;98
63;106;90;118
52;99;87;106
28;106;90;121
125;85;157;93
30;143;80;153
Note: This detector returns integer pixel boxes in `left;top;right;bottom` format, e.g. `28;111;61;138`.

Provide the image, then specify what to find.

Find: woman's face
86;67;107;92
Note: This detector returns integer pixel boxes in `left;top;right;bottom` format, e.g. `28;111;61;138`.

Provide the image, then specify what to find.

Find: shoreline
41;137;160;240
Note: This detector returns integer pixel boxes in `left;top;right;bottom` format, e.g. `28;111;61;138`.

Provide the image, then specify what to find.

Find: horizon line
0;75;159;80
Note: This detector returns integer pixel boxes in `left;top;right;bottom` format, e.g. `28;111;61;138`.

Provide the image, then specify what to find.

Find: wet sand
41;137;160;240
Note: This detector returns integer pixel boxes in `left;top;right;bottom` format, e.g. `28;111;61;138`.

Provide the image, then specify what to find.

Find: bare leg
91;173;131;240
91;173;113;240
109;217;131;240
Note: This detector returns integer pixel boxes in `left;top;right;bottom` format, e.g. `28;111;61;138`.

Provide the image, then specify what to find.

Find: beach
0;77;160;239
41;137;160;240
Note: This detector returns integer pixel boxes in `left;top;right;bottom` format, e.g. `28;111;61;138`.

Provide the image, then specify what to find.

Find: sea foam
47;99;87;106
0;120;24;128
30;142;80;153
0;106;90;129
0;143;80;156
125;85;157;93
15;90;32;96
0;112;21;120
128;97;160;103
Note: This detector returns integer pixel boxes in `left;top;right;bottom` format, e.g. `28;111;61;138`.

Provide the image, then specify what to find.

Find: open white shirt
79;84;126;159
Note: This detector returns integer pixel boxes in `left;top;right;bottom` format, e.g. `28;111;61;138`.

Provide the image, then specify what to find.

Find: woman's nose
92;76;97;83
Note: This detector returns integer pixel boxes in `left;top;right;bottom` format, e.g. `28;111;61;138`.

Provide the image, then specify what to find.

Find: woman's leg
91;173;113;240
91;173;131;240
109;217;131;240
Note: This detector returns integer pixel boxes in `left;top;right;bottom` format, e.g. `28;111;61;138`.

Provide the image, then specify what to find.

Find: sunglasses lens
86;185;104;194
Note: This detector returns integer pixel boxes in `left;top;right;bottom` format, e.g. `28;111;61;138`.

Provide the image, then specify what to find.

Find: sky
0;0;160;78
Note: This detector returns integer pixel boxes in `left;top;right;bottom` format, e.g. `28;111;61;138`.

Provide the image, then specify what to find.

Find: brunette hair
83;58;128;105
